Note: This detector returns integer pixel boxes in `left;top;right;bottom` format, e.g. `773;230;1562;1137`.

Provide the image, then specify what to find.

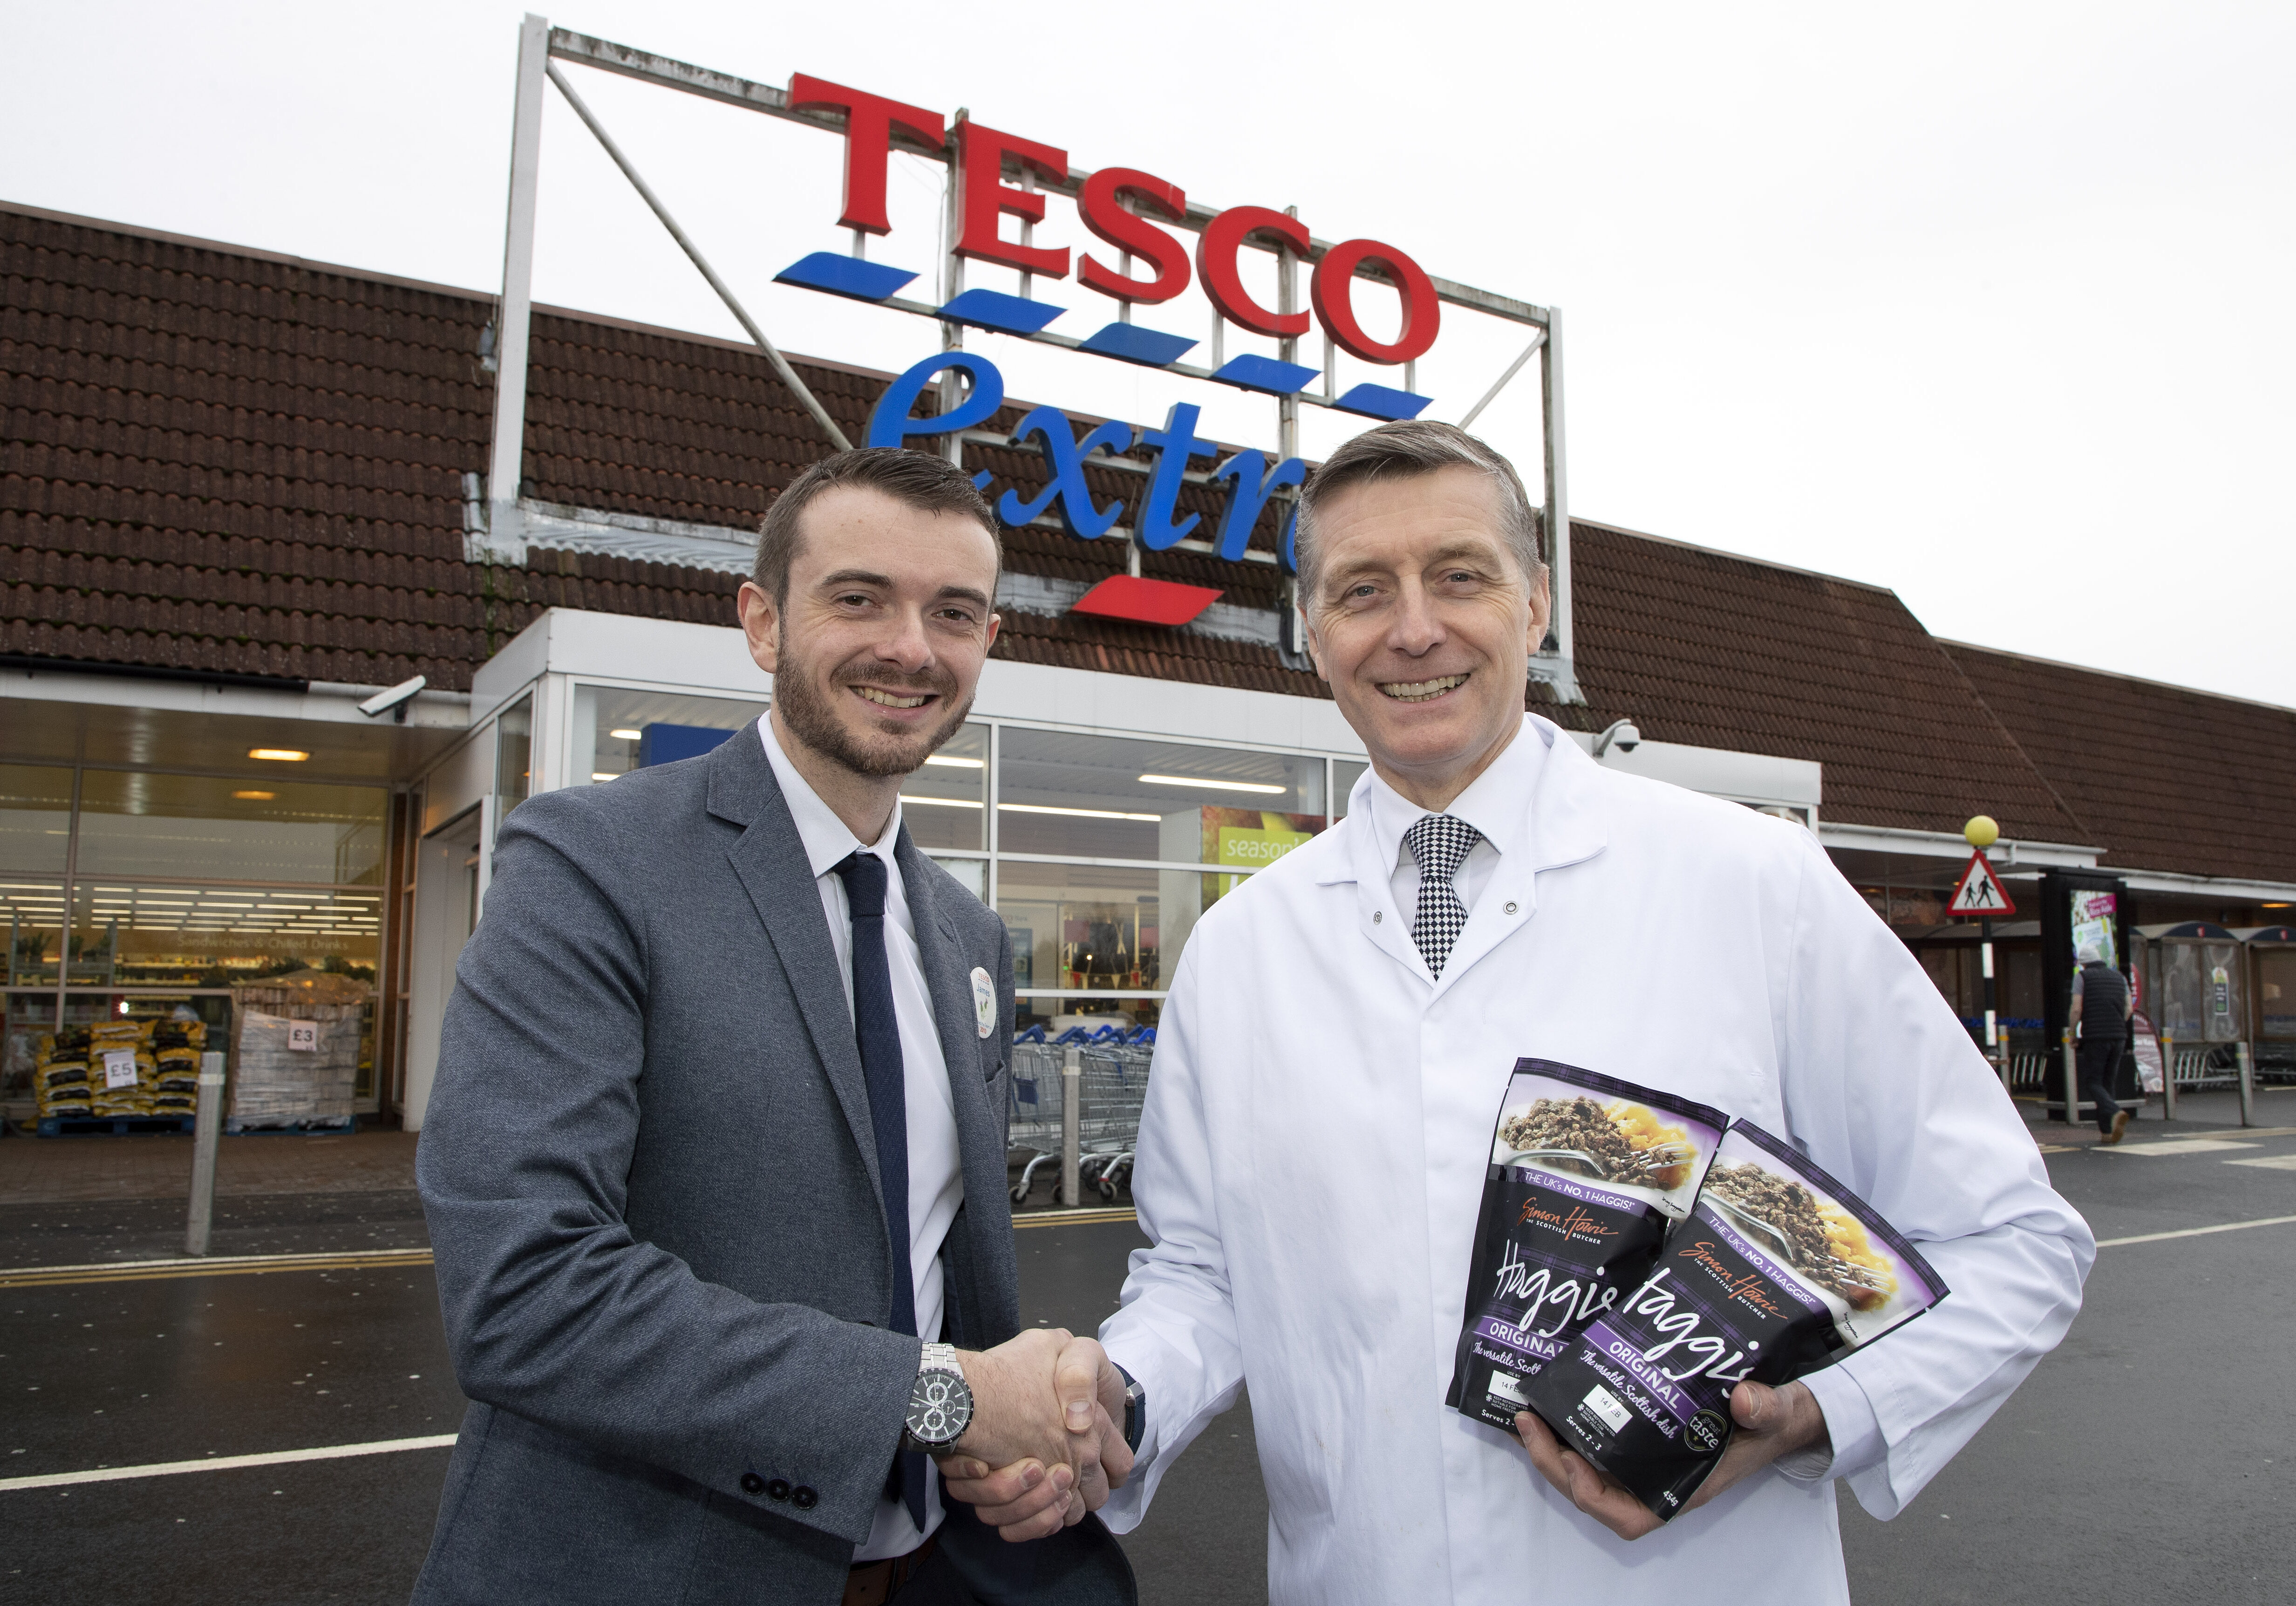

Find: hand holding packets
1448;1061;1948;1533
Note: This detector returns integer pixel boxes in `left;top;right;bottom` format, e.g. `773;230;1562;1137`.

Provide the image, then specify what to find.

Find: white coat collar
1317;714;1610;995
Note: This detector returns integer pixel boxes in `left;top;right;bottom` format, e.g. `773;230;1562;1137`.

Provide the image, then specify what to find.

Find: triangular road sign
1947;851;2017;916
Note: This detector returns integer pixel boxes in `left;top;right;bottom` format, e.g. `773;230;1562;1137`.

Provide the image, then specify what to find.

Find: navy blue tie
833;850;928;1530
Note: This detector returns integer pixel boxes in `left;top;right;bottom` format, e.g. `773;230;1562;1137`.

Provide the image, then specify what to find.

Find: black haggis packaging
1523;1119;1948;1522
1446;1060;1728;1432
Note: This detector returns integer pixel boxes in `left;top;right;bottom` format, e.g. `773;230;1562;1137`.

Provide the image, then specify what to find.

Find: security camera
358;674;428;721
1593;718;1642;758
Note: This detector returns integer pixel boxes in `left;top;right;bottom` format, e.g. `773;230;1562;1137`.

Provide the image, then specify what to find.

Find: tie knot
833;849;887;918
1404;814;1482;880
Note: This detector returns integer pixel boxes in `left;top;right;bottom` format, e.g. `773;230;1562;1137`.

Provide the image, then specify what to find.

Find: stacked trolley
1007;1026;1156;1205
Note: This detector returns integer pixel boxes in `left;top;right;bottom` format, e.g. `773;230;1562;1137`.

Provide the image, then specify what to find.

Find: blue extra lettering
866;352;1007;450
1133;402;1219;551
1207;450;1307;561
997;406;1134;540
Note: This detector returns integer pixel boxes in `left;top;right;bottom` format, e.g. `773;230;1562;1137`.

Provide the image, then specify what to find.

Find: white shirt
758;718;965;1562
1365;727;1880;1471
1100;715;2091;1604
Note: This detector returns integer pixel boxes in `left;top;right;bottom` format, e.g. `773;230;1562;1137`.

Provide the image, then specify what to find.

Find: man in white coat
1075;422;2090;1601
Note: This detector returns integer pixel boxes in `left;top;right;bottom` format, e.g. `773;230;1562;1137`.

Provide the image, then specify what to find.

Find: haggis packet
1446;1060;1728;1432
1523;1119;1947;1522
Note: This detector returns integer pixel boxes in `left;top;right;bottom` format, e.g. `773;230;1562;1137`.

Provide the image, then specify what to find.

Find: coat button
1373;911;1383;924
767;1478;791;1502
1504;901;1518;915
792;1485;818;1510
740;1472;765;1496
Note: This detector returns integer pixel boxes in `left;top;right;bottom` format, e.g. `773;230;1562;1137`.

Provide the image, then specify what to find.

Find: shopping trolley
1007;1040;1066;1203
1075;1044;1154;1200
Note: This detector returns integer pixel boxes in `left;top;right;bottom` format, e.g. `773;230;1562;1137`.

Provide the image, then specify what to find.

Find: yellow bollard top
1963;815;2000;849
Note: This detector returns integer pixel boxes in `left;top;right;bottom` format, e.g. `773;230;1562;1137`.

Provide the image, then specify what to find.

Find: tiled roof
1546;523;2091;846
1945;642;2296;883
10;200;2286;878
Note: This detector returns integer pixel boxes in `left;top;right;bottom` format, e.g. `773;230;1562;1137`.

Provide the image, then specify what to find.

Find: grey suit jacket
412;729;1135;1606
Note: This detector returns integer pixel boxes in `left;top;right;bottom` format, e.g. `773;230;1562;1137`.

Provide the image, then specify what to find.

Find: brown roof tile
1945;643;2296;883
9;200;2287;884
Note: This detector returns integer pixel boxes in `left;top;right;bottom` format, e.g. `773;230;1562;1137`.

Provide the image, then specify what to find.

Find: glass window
3;879;67;985
2259;947;2296;1041
69;882;382;987
997;729;1329;863
997;861;1162;996
1335;760;1369;817
72;772;388;886
901;723;987;852
494;693;533;835
0;765;75;874
574;685;768;784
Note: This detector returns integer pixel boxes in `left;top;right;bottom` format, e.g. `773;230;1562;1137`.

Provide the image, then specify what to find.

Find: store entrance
402;807;483;1130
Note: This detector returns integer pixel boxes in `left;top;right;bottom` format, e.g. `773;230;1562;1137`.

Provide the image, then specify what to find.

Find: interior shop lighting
591;772;619;782
923;754;985;769
609;729;643;740
232;790;276;800
997;803;1161;822
900;795;985;809
247;748;309;762
1137;774;1287;796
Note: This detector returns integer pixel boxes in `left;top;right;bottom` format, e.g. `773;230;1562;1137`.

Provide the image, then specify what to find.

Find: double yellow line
0;1211;1140;1288
0;1247;435;1290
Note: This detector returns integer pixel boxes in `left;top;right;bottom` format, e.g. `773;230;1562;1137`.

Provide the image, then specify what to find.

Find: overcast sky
6;1;2289;708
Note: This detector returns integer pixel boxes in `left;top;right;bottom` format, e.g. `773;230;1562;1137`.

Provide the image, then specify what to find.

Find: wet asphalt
2;1094;2290;1604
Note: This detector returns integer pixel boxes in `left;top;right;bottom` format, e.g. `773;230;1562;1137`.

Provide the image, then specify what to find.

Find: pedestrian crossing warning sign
1947;851;2017;916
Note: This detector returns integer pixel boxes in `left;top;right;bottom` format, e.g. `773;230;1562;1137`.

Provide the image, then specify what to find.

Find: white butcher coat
1098;716;2092;1604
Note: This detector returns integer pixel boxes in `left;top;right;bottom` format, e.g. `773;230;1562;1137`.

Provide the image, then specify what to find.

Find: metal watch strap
901;1343;968;1454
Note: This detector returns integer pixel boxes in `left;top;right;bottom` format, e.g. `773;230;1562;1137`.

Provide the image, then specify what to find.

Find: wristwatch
1116;1364;1146;1455
901;1342;974;1453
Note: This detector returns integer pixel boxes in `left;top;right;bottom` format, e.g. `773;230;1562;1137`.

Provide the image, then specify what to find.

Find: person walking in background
2071;941;2133;1144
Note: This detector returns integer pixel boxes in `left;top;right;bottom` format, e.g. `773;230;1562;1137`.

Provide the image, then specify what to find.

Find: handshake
938;1330;1134;1542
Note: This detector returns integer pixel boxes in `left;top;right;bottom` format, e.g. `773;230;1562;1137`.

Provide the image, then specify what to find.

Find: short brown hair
1294;420;1547;601
753;448;1001;605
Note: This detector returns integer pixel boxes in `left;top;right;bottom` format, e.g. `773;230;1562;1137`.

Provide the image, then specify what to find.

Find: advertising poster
2069;889;2119;970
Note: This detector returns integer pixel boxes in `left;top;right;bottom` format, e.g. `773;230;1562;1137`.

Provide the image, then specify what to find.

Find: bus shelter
2135;921;2246;1098
2232;925;2296;1082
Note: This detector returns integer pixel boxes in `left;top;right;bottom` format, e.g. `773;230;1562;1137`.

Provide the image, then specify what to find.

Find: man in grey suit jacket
414;449;1138;1605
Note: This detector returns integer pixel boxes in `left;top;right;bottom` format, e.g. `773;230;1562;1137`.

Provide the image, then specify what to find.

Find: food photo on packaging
1521;1119;1946;1522
1447;1060;1729;1433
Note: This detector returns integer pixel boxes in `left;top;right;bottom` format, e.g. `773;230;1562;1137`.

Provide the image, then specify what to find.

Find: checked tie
1404;814;1483;979
832;850;929;1530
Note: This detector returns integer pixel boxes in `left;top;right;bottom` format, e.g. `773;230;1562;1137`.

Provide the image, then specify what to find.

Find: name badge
970;967;996;1039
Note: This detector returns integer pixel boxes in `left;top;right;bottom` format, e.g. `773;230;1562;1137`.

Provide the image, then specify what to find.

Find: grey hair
1292;419;1547;603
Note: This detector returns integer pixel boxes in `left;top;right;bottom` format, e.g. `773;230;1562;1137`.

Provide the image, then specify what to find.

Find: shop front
1;670;467;1135
392;607;1827;1130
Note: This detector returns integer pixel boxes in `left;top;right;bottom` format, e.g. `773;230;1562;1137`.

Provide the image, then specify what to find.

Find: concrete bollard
2161;1033;2177;1122
2237;1041;2256;1128
2062;1032;2082;1129
184;1050;225;1256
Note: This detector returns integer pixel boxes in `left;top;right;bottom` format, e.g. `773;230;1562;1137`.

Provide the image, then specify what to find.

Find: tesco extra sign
782;75;1442;373
760;76;1462;621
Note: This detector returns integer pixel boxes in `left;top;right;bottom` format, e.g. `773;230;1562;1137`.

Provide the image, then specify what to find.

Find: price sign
102;1048;139;1089
286;1020;319;1052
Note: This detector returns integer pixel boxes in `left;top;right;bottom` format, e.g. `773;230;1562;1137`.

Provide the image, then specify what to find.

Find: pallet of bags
150;1013;208;1116
87;1018;158;1118
35;1030;94;1121
228;970;367;1130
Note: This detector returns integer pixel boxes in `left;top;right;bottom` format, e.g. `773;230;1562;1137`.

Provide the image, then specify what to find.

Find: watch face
906;1369;974;1446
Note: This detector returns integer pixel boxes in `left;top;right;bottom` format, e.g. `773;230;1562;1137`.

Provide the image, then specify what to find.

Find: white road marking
0;1434;457;1493
2105;1139;2261;1156
2096;1214;2296;1248
2225;1155;2296;1171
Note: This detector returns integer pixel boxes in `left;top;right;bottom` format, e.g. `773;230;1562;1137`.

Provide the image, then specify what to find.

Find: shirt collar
757;715;906;880
1362;714;1550;872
